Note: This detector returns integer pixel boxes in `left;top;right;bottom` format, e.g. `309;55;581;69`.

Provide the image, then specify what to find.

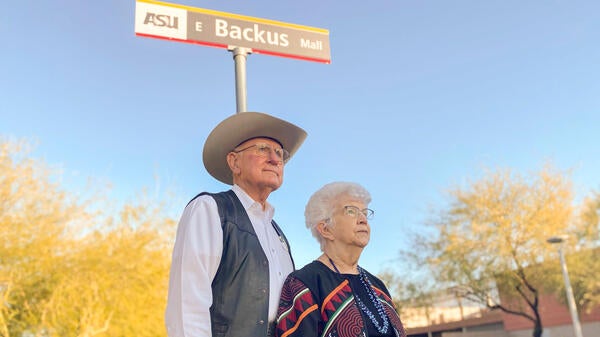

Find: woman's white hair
304;181;371;250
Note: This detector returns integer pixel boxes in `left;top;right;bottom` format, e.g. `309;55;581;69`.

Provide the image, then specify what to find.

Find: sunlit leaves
0;140;176;337
397;165;599;337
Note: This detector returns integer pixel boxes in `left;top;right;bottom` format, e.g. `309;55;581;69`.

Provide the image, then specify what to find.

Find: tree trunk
532;317;543;337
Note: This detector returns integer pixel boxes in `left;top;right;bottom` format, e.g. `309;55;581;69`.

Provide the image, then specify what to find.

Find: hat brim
203;112;307;185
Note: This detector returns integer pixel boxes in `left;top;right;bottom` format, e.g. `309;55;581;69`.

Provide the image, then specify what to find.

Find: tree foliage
569;192;600;311
402;166;599;337
378;269;436;326
0;140;176;337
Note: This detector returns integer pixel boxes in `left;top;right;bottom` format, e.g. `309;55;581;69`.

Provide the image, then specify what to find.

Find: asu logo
144;12;179;29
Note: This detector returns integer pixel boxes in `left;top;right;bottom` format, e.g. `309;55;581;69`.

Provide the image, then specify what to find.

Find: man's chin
264;180;282;192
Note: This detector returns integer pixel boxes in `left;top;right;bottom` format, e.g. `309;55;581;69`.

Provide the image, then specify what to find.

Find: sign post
135;0;331;113
230;47;251;112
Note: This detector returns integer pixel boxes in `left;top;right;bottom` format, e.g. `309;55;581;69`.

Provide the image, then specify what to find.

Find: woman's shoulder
286;260;352;305
291;260;330;280
360;267;393;297
287;260;339;293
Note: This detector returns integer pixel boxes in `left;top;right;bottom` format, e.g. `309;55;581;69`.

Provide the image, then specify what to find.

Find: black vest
194;190;294;337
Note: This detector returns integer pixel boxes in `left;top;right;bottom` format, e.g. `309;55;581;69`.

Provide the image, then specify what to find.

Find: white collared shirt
165;185;294;337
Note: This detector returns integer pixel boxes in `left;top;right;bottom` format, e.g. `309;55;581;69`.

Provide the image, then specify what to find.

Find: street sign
135;0;331;64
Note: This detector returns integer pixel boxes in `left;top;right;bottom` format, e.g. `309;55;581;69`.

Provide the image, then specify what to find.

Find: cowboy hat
203;111;307;185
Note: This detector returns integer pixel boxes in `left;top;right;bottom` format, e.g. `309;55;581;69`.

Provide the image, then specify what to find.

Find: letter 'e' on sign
135;0;331;64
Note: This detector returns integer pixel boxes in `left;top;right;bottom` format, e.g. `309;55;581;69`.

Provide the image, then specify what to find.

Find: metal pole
229;47;251;113
557;244;584;337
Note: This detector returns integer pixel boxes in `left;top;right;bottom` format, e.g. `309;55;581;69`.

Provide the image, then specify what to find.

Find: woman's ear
316;221;335;241
227;152;241;175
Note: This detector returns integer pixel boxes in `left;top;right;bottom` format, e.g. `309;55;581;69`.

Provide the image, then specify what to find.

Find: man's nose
267;150;283;164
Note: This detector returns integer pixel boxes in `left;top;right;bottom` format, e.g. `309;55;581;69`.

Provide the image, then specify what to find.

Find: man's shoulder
186;190;234;206
185;191;221;210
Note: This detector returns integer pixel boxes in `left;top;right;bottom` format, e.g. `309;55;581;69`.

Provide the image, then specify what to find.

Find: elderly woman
275;182;406;337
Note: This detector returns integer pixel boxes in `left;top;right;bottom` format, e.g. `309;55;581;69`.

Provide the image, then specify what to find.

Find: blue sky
2;0;600;274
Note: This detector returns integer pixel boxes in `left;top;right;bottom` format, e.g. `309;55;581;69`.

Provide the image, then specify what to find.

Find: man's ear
227;152;241;175
316;221;334;241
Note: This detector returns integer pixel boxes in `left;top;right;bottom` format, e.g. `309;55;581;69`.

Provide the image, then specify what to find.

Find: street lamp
546;235;584;337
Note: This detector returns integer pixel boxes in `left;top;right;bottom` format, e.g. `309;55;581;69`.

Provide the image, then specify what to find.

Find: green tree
403;166;598;337
0;140;89;336
567;192;600;312
0;139;176;337
378;269;436;326
40;204;175;337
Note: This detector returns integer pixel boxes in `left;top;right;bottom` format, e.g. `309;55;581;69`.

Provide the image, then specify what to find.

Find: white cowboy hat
203;111;307;185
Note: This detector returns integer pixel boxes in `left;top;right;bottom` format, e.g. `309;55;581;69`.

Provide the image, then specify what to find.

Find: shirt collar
232;184;275;217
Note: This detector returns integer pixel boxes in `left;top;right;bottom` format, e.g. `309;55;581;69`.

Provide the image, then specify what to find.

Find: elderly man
165;111;307;337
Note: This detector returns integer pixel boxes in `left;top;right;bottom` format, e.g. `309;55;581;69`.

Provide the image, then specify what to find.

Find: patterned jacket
275;261;407;337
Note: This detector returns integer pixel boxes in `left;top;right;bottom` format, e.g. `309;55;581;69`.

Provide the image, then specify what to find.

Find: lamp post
547;235;584;337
